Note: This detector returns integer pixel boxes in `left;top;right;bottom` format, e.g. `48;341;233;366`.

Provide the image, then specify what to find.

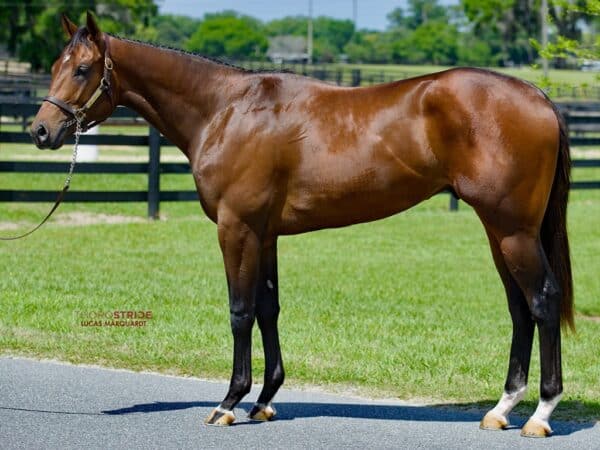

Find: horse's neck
110;36;242;156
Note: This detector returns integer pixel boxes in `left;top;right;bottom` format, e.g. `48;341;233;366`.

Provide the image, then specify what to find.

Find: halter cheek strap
43;34;114;132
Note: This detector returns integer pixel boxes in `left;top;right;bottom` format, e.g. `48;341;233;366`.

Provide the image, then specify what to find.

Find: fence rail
1;101;600;216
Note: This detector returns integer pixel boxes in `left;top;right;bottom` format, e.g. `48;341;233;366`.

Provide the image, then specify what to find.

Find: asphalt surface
0;357;597;449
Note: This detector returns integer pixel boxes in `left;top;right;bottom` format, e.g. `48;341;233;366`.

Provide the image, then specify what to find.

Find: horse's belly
278;176;439;234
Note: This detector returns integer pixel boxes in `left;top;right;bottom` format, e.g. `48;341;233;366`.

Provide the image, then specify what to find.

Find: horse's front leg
204;210;262;426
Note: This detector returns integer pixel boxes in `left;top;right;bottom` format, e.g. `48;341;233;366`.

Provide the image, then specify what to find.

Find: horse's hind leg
483;228;563;437
480;228;534;430
248;238;285;421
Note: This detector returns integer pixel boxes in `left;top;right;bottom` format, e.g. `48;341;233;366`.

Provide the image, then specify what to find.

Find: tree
265;16;354;62
406;21;459;64
150;14;201;49
387;0;448;30
0;0;158;71
385;0;458;65
185;12;268;60
460;0;540;66
535;1;599;63
264;16;309;37
345;31;395;63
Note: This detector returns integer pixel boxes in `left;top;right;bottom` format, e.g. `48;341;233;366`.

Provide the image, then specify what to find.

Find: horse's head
31;12;116;149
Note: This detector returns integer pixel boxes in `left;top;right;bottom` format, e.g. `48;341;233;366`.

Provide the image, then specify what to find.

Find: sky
157;0;458;31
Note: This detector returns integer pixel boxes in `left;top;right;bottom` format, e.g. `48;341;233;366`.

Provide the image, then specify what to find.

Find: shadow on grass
101;400;598;437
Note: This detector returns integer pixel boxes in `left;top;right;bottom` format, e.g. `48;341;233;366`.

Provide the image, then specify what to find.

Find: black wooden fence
1;101;600;217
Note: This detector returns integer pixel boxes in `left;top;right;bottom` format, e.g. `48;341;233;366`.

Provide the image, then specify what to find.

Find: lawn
0;143;599;422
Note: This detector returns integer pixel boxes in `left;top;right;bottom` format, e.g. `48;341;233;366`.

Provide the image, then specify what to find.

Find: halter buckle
74;109;86;123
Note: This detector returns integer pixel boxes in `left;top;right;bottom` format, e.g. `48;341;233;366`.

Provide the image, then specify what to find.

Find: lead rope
0;119;81;241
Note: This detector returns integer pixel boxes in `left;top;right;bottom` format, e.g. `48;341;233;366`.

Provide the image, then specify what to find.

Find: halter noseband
43;35;114;132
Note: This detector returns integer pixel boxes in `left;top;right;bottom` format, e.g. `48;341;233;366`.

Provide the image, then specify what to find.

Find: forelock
66;27;92;52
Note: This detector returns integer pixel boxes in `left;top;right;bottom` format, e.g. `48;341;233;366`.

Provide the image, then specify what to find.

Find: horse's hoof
248;403;277;421
479;411;508;430
521;417;552;438
204;407;235;426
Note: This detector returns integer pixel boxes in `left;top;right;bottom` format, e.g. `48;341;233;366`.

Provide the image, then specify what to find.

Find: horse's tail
541;106;574;331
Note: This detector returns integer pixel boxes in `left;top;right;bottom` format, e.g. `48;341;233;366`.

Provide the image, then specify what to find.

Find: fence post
449;194;458;211
351;69;361;87
148;126;161;219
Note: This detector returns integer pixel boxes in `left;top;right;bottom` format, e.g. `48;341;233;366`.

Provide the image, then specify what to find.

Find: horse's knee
230;309;255;336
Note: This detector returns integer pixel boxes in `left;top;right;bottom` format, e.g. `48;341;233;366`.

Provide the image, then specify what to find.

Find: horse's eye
74;65;89;77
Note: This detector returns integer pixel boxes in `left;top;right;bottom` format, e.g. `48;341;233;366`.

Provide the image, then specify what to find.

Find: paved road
0;357;597;449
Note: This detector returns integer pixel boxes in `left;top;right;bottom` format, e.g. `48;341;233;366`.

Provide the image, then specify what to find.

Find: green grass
0;180;599;421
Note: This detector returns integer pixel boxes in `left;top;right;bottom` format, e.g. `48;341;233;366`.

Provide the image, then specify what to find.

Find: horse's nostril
37;124;48;138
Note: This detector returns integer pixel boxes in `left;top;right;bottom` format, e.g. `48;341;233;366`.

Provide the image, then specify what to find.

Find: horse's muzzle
30;122;50;149
30;121;68;150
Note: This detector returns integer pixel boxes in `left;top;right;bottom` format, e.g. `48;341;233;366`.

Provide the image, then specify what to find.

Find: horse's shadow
100;400;598;436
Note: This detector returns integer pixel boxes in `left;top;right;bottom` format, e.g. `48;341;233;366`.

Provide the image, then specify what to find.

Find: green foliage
460;0;541;66
457;34;494;66
345;32;395;64
184;11;268;60
352;0;460;65
149;14;201;49
1;0;599;71
0;0;158;71
388;0;448;30
265;16;309;37
407;21;459;65
264;15;354;62
534;1;599;63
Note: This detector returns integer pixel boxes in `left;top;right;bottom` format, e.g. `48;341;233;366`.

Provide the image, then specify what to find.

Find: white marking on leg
486;386;527;425
266;279;274;289
529;394;562;432
216;405;233;414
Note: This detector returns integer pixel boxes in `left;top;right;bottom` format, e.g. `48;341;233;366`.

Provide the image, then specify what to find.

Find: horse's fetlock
541;382;563;401
269;366;285;389
231;376;252;396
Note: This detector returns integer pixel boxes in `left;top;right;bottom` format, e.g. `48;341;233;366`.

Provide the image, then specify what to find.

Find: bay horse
31;13;573;438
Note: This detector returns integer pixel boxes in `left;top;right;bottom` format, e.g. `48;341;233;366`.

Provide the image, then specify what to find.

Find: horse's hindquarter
278;78;449;234
425;68;560;231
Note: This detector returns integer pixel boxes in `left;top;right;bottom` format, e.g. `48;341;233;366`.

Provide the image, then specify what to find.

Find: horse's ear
61;13;78;39
86;11;102;42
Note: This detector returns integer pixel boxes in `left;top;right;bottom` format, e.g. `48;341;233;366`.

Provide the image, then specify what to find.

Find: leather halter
43;34;114;132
